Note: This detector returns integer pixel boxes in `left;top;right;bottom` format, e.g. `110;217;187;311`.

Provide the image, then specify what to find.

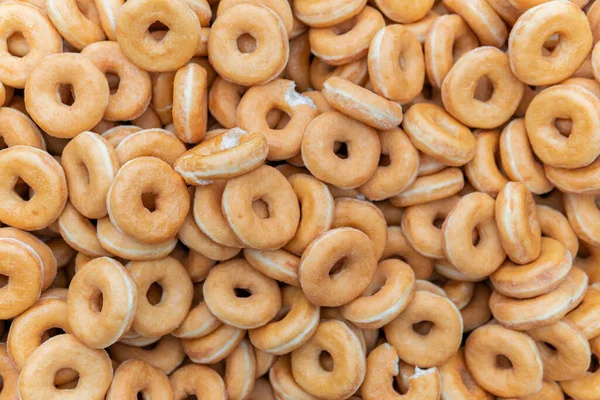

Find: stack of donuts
2;0;600;398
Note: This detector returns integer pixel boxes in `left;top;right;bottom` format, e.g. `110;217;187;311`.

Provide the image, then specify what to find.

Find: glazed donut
564;283;600;339
284;173;334;255
340;259;415;329
0;108;45;150
376;201;404;226
403;11;440;44
402;196;460;259
574;243;600;284
491;238;571;299
0;227;56;290
560;334;600;400
0;343;18;399
81;41;152;121
381;226;434;279
178;197;241;261
439;348;491;399
442;47;523;129
170;364;226;400
46;238;74;268
425;14;479;88
291;319;365;400
1;146;67;228
489;274;573;330
172;63;207;144
292;0;366;28
251;377;275;399
208;77;246;128
67;257;137;348
171;282;221;339
255;348;277;377
17;334;112;400
269;355;320;400
115;128;186;167
374;0;434;23
368;24;425;104
310;57;369;91
7;296;74;383
249;285;319;355
111;335;185;374
101;125;142;147
224;339;256;399
106;359;173;399
57;202;111;257
46;0;105;50
564;193;600;247
298;227;377;307
116;0;200;72
108;157;189;244
302;111;380;189
96;217;177;261
362;343;440;400
331;198;387;260
443;280;475;310
508;1;592;85
285;32;311;92
525;85;600;169
244;248;300;287
442;192;506;279
309;6;385;66
384;290;462;367
182;324;246;364
358;128;419;201
322;77;403;130
209;4;288;85
390;168;465;207
499;119;553;195
464;323;543;398
175;129;268;184
536;204;578;260
527;320;590;381
495;182;542;264
192;180;243;248
128;257;193;337
221;165;299;249
61;131;119;219
218;0;293;37
151;71;175;125
545;156;600;196
402;103;475;166
416;280;447;297
442;0;508;47
204;259;281;329
0;3;62;88
237;79;317;160
25;53;109;138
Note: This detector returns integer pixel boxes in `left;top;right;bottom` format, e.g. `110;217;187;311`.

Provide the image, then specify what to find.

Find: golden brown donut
106;359;173;399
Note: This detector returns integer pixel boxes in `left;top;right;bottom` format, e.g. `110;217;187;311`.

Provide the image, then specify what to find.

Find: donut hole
252;199;270;219
553;118;572;137
541;341;557;352
183;396;198;400
272;306;291;322
471;228;481;246
319;351;334;372
0;275;7;289
433;217;445;229
90;291;104;313
473;76;493;102
13;178;32;201
54;370;79;389
106;73;121;95
274;111;291;130
589;355;599;372
412;321;434;336
233;287;252;298
57;84;75;106
334;142;349;160
329;258;347;278
7;32;28;58
542;33;561;56
149;21;169;33
495;354;513;370
146;282;164;306
392;375;408;395
331;17;357;35
43;328;67;343
141;192;158;212
237;33;257;53
378;153;392;167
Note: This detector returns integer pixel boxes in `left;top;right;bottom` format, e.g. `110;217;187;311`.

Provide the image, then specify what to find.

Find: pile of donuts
3;0;600;398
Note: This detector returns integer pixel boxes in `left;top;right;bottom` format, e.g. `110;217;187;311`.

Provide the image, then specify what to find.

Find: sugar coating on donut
196;179;214;185
221;128;247;150
284;83;316;109
412;366;436;378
